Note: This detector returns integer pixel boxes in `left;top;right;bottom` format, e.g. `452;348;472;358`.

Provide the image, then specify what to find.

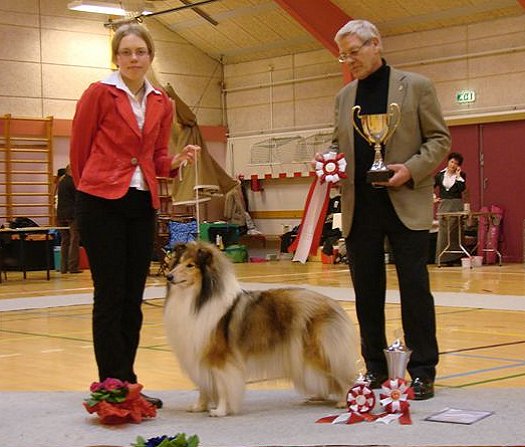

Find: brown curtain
164;83;238;207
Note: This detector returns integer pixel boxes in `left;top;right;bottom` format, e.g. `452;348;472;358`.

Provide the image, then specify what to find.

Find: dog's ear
196;247;213;268
171;243;187;266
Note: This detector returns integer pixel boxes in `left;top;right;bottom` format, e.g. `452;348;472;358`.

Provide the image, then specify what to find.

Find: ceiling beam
273;0;353;82
273;0;350;57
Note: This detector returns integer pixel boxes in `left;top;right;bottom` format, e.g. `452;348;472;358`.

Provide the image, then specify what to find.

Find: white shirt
441;168;464;191
101;71;162;191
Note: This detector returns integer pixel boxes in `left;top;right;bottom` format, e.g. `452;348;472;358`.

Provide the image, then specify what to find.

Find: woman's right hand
171;144;200;170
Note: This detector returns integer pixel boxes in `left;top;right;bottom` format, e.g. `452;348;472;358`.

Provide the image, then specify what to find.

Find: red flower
102;378;127;391
83;382;156;425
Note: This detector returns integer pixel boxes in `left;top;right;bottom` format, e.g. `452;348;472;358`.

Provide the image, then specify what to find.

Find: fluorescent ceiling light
68;0;127;16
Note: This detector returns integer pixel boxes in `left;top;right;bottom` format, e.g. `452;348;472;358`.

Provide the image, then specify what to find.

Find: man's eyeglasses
117;48;150;58
338;39;371;63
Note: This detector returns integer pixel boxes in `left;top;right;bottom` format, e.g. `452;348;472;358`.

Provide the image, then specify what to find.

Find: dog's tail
321;306;361;391
297;301;361;399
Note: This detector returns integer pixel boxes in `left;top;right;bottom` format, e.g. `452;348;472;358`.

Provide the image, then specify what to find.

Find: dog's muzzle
166;273;185;285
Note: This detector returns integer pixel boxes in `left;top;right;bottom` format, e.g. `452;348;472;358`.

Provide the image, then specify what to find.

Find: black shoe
364;371;388;389
140;393;163;409
411;377;434;400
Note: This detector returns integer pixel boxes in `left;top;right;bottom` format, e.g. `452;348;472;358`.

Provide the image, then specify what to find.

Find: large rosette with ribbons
290;149;347;263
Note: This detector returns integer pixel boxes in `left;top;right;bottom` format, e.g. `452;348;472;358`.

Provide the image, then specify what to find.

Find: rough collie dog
164;241;360;417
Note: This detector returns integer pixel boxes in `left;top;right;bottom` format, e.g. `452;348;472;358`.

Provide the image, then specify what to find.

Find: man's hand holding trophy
352;103;403;187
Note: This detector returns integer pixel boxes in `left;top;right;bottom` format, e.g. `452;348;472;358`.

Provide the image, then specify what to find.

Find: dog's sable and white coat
164;241;360;416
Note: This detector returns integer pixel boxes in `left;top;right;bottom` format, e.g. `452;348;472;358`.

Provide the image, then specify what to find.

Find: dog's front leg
189;389;209;413
208;365;245;417
209;381;229;417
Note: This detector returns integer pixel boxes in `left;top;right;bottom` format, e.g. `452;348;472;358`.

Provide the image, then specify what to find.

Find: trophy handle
384;103;401;144
351;105;370;142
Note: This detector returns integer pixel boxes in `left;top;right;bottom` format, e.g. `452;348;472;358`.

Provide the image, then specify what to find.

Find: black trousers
346;186;438;381
76;189;155;383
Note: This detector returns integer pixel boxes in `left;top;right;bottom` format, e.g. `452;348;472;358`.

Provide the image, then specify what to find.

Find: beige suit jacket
332;67;451;236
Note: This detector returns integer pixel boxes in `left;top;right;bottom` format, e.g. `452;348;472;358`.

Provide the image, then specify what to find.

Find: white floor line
1;282;523;312
242;282;525;311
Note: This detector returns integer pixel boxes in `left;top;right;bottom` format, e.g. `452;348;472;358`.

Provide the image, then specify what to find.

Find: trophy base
366;169;394;183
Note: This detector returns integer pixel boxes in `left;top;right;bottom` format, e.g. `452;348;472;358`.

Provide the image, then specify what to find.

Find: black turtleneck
354;60;390;184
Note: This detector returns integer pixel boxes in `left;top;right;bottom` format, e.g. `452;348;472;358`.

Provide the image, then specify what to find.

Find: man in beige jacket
331;19;450;400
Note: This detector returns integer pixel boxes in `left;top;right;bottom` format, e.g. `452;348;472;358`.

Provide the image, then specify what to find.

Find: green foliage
133;433;200;447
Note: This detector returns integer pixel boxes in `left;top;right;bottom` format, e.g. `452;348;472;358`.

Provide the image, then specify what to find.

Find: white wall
0;0;223;123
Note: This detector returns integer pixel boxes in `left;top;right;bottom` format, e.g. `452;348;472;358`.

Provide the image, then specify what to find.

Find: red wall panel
479;121;525;262
447;120;525;262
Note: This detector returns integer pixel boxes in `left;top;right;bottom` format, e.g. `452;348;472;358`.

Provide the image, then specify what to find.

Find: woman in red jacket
70;24;198;409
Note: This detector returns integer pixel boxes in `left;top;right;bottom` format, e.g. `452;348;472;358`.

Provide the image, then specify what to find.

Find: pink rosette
315;152;347;184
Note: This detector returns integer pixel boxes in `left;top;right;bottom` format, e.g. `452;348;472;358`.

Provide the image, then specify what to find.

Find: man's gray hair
334;19;383;51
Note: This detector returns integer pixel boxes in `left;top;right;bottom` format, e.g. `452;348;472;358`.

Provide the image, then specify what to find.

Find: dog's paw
188;402;208;413
209;407;228;417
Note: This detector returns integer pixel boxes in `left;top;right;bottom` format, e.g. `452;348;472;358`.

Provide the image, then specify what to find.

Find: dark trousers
76;189;155;383
57;218;80;273
346;186;438;381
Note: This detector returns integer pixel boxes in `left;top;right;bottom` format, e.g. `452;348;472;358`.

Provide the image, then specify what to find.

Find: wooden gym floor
0;259;524;393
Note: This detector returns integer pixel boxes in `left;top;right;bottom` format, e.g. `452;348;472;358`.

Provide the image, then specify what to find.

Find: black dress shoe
364;371;388;389
140;393;163;409
411;377;434;400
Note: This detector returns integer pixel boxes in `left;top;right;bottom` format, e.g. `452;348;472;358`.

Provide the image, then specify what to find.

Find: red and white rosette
315;151;347;184
377;378;414;425
345;380;377;423
347;381;376;413
290;151;347;263
316;376;376;425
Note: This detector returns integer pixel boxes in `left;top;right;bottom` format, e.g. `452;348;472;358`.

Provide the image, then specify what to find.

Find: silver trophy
384;338;412;380
352;103;401;183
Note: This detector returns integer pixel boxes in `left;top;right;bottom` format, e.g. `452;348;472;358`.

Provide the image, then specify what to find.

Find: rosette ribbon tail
316;414;343;424
316;411;377;425
398;409;412;425
289;178;330;263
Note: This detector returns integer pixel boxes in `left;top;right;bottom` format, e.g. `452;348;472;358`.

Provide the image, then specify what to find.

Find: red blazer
70;81;174;209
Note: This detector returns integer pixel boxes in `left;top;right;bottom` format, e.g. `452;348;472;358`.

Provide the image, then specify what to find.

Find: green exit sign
456;90;476;104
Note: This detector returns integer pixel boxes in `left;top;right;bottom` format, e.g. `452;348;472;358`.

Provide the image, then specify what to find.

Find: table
436;211;502;267
0;226;69;281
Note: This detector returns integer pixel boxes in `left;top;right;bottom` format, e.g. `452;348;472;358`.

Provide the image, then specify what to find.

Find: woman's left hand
171;144;200;169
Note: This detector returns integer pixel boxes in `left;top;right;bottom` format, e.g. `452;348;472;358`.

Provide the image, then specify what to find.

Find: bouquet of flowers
133;433;199;447
83;378;157;425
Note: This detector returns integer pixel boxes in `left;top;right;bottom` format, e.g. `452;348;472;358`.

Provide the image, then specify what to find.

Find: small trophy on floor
380;338;414;424
384;337;412;380
352;103;401;183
